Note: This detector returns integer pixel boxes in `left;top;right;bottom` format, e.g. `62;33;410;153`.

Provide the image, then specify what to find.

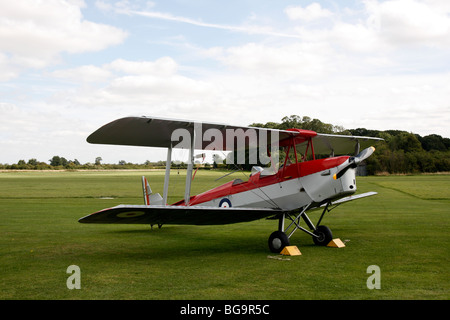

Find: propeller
333;146;375;180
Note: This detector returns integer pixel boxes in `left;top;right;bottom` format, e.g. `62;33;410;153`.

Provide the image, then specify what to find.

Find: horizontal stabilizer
79;205;283;226
149;193;163;205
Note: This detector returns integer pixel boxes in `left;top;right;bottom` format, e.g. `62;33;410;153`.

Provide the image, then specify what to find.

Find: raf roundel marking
117;211;145;218
219;198;232;208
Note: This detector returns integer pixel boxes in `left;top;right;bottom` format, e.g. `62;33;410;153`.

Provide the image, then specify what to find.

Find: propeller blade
333;161;357;180
333;146;375;180
355;146;375;163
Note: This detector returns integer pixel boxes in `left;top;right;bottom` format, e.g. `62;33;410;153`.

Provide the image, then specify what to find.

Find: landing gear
268;231;290;253
312;225;333;246
267;202;336;252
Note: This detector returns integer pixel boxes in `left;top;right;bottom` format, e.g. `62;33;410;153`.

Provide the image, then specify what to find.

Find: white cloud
289;0;450;55
106;57;178;76
47;57;216;119
50;57;178;83
0;100;93;163
365;0;450;47
328;21;381;53
0;0;127;80
95;0;156;14
285;3;333;22
214;42;335;78
0;53;21;81
102;59;212;103
104;73;213;100
122;6;301;39
51;65;113;83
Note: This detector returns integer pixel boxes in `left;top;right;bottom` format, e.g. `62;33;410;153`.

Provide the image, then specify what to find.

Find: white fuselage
190;165;357;211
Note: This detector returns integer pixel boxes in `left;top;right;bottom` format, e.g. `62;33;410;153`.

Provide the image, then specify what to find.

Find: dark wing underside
86;116;292;151
79;205;283;226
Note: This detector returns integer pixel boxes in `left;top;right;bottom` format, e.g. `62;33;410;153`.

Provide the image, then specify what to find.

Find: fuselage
174;156;358;211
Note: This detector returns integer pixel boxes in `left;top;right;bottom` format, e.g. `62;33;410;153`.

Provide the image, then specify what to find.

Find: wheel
268;231;290;253
313;225;333;246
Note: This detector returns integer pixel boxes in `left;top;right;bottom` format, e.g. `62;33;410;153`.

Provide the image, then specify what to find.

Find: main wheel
268;231;290;253
313;225;333;246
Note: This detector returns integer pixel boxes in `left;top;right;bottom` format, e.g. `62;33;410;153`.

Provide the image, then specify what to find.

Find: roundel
117;211;145;218
219;198;232;208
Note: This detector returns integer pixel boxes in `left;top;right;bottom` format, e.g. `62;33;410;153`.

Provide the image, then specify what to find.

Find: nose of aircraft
333;146;375;180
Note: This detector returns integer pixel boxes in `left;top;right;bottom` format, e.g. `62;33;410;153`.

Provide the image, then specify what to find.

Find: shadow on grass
85;225;273;259
84;223;327;262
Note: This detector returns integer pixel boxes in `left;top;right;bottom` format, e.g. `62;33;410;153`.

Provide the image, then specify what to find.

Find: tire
268;231;290;253
313;225;333;246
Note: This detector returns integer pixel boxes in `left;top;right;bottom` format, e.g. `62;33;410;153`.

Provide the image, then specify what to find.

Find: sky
1;0;449;165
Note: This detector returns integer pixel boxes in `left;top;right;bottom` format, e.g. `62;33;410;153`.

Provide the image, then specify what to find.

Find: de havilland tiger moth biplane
79;116;384;253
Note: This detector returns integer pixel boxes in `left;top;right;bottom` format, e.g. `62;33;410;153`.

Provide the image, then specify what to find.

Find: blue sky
1;0;449;164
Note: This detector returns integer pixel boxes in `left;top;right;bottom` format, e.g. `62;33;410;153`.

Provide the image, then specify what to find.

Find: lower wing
326;191;378;206
78;205;283;226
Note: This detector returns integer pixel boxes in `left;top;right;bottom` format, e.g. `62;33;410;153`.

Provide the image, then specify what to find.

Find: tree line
0;156;170;171
2;115;449;174
250;115;450;174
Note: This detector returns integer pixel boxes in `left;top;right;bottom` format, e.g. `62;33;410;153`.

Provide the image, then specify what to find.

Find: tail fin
142;176;163;205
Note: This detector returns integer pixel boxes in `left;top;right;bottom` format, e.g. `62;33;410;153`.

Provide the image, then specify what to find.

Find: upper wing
78;204;283;226
86;116;294;151
87;116;383;155
313;134;384;156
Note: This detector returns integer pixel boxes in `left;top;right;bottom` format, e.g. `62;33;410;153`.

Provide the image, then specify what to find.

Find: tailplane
142;176;163;205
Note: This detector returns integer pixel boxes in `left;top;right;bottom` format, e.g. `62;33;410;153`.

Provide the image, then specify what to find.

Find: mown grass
0;170;448;299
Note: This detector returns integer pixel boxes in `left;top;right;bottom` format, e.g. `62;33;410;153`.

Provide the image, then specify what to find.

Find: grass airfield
0;170;448;300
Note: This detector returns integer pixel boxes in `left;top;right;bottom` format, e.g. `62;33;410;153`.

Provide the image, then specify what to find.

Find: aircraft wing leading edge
78;205;284;226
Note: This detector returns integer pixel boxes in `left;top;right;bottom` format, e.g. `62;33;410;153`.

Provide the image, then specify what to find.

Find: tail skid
142;176;163;206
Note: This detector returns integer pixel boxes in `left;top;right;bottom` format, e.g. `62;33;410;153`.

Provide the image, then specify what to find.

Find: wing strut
184;124;197;205
163;144;172;205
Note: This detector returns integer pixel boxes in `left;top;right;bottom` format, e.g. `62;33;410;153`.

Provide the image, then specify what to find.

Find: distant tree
420;134;447;151
49;156;68;167
95;157;102;165
349;128;382;138
16;160;28;169
50;156;60;166
444;138;450;149
65;161;76;170
391;132;422;153
250;115;344;134
377;131;393;143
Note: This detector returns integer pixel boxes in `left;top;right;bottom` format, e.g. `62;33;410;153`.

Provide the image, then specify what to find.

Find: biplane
79;116;383;253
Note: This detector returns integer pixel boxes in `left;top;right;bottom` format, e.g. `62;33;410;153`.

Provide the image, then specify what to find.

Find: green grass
0;170;449;299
